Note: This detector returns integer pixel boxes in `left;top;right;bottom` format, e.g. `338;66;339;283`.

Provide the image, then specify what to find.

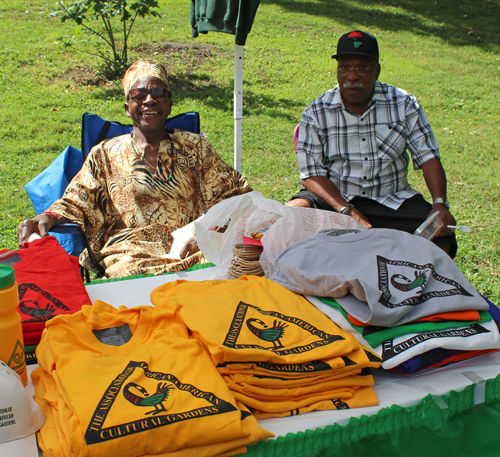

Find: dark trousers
291;190;457;258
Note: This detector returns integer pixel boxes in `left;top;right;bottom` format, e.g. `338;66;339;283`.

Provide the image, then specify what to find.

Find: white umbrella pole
234;44;243;172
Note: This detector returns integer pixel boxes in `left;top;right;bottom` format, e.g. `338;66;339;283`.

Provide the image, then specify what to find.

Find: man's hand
300;176;372;228
421;158;456;237
428;204;456;237
17;213;58;247
348;208;373;229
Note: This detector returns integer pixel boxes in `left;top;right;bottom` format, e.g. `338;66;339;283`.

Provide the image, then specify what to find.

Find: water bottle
0;265;27;385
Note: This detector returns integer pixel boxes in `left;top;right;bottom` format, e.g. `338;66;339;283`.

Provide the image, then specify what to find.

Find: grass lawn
0;0;498;301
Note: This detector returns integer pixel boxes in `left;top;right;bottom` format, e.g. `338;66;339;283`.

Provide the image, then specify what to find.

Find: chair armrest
49;223;106;279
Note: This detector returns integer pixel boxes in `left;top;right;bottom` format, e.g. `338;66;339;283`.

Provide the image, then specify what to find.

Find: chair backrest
293;123;300;153
26;111;202;213
81;111;201;156
25;111;201;260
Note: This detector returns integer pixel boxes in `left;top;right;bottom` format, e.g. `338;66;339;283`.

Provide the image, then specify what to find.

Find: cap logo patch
348;31;364;48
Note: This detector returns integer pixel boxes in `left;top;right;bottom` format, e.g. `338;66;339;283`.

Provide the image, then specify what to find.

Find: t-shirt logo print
246;318;288;350
123;382;174;416
377;255;473;309
85;361;237;445
223;301;344;355
18;283;70;321
391;269;431;294
348;31;364;49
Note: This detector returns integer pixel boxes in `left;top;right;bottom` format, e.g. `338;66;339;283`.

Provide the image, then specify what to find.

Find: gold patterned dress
48;129;251;278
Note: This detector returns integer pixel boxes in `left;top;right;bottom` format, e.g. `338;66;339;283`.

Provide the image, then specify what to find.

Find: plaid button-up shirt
296;82;440;209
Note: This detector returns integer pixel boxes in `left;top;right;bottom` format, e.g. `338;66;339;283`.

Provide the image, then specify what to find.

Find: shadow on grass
180;76;303;121
89;87;124;101
83;0;499;119
89;72;303;121
263;0;500;51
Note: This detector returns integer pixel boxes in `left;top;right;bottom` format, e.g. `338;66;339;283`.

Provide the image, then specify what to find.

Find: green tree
54;0;160;79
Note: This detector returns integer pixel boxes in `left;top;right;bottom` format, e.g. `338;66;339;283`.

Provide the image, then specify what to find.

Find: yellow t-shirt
33;300;272;457
250;386;379;419
151;276;380;369
223;370;374;401
225;368;363;388
216;347;380;379
150;276;381;418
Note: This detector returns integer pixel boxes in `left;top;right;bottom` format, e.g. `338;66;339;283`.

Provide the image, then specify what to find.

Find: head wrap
122;60;169;98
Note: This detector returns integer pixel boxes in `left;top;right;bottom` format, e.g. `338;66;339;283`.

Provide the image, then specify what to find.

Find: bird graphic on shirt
123;382;173;415
390;269;430;294
246;318;288;350
19;300;55;317
332;398;350;410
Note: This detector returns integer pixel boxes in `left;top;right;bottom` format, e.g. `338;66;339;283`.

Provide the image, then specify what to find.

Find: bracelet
340;204;355;215
42;211;59;219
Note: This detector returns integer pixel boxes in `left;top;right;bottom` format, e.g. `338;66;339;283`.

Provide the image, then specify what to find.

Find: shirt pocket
375;121;407;160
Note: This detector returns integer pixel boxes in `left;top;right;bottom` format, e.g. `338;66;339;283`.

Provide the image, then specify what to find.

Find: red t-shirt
0;236;92;345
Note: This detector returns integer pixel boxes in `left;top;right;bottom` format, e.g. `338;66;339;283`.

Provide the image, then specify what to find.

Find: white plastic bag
195;191;366;278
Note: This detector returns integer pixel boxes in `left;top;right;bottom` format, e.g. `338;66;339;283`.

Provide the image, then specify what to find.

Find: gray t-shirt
270;229;487;327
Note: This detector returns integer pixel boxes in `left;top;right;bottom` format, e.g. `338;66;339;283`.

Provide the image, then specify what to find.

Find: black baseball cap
331;31;379;62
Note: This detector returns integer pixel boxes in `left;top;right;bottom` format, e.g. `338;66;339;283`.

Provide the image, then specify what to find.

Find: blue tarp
24;145;85;256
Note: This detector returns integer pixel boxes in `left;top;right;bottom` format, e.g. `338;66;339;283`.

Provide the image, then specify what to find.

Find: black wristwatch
340;204;355;215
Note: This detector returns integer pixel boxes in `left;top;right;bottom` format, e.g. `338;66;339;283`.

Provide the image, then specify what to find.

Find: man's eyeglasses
337;65;372;76
128;87;169;102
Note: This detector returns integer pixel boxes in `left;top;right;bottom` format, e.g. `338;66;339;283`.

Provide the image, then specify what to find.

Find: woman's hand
179;236;200;259
17;213;60;246
179;225;227;259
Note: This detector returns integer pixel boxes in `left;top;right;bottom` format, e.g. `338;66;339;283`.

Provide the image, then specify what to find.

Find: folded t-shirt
271;229;487;326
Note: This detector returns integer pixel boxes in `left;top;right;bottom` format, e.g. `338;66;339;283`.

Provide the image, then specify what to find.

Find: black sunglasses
128;87;169;102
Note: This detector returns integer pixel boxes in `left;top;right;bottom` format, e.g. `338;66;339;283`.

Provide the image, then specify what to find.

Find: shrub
54;0;160;79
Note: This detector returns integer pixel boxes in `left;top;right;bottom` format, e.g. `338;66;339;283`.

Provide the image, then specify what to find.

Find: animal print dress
48;129;251;278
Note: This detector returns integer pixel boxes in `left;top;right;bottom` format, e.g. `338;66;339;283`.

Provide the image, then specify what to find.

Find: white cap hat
0;361;45;457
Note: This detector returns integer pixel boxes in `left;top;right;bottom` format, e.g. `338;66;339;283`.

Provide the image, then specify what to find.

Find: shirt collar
331;81;387;114
372;81;389;101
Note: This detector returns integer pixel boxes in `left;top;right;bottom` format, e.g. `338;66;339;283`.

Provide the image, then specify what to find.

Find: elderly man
288;31;457;257
18;60;251;278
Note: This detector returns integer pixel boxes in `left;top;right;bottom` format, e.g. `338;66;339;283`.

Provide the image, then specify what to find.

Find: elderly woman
18;60;251;278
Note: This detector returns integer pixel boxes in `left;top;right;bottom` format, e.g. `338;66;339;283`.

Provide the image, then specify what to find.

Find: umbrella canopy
190;0;261;171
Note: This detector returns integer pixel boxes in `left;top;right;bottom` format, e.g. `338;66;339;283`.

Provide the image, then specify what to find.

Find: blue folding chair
25;111;201;281
81;111;201;157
